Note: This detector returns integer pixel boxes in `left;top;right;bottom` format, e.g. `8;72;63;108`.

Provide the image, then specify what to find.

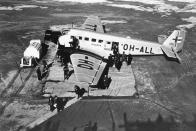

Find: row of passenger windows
72;35;111;44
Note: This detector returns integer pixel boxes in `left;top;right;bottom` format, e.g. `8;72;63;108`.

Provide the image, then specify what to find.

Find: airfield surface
0;0;196;131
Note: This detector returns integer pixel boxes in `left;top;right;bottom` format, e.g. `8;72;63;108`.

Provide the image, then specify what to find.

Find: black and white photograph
0;0;196;131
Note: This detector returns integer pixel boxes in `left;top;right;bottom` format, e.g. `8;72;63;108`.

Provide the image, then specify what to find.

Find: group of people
56;36;79;64
48;95;68;112
57;48;70;66
108;52;133;71
48;85;86;112
74;85;86;98
57;43;73;81
36;60;51;81
109;42;133;70
69;36;79;49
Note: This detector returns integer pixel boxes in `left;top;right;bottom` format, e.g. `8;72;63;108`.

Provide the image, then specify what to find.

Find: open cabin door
104;41;119;54
104;41;112;51
111;42;119;55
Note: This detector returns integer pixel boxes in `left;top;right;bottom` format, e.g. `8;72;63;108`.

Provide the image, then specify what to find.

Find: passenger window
92;38;96;42
79;36;82;40
84;37;89;41
107;41;111;44
98;40;103;43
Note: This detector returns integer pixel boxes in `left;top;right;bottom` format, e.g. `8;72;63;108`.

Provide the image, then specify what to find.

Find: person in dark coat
114;55;122;71
113;45;118;55
70;36;79;49
79;88;85;98
63;65;69;80
48;95;55;111
127;54;133;65
74;85;80;98
36;66;42;81
74;85;85;98
103;75;111;89
56;97;64;112
112;42;119;56
108;54;114;67
54;95;58;107
121;51;126;62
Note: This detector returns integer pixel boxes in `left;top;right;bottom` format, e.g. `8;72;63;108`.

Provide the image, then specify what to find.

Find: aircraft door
111;42;119;55
104;41;112;51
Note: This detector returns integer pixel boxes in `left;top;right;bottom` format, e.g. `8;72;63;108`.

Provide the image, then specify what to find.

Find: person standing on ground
103;75;111;89
42;60;48;77
48;95;55;111
108;54;114;67
127;54;133;65
56;97;64;112
74;85;83;99
54;95;58;108
63;64;69;80
36;66;42;81
122;51;126;63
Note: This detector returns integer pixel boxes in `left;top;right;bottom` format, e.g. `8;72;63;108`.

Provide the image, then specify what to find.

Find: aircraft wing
70;51;107;85
81;15;105;33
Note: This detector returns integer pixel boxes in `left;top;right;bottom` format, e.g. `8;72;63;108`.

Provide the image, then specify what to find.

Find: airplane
57;16;186;88
58;16;186;63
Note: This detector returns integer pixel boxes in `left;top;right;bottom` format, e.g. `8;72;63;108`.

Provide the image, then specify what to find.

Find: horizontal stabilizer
161;45;181;63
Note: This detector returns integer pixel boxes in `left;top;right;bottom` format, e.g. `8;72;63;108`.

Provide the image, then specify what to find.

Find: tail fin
161;29;186;63
162;29;186;52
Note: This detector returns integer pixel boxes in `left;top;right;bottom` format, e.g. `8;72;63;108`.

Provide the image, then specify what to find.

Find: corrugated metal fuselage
67;29;163;57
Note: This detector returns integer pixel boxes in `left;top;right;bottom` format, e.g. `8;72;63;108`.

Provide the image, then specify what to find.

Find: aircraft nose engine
58;35;73;47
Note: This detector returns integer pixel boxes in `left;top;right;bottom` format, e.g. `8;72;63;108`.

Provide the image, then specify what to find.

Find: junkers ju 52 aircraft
59;16;186;63
57;16;186;88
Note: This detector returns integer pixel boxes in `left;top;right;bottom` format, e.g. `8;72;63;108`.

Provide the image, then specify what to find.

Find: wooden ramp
44;61;135;97
46;61;64;82
89;62;136;96
44;60;89;97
